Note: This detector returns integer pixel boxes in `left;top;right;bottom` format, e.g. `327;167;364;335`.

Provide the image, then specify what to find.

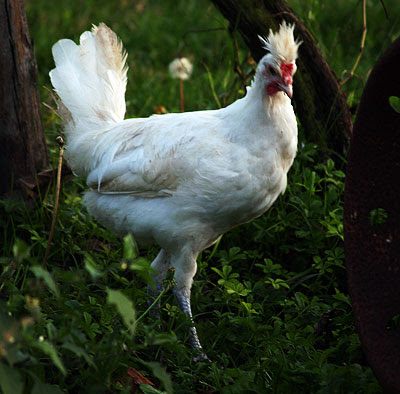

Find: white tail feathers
50;23;128;129
49;24;128;178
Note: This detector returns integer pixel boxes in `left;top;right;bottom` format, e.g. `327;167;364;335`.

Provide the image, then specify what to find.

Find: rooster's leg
173;252;210;361
174;288;203;350
147;249;170;318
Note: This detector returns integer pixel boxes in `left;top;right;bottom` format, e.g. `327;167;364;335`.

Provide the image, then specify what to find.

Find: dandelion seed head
169;57;193;80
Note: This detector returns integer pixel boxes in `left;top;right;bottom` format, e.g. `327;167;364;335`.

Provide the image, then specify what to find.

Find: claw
193;352;211;363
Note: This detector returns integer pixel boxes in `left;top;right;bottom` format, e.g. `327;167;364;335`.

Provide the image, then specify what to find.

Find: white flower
169;57;193;80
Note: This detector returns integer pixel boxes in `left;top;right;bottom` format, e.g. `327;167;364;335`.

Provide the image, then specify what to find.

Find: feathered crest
258;21;301;63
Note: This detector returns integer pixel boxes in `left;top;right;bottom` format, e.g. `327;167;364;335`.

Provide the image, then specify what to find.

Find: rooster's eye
269;66;277;76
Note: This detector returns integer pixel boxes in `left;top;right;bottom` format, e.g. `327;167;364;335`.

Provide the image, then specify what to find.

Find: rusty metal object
344;37;400;393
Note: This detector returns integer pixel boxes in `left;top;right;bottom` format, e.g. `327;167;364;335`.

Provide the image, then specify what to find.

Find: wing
85;111;222;198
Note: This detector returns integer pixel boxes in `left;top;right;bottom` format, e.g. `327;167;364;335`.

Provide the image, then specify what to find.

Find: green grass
2;0;400;392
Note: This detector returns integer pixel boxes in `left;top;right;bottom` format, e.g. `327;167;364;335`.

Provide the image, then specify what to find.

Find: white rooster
50;22;301;359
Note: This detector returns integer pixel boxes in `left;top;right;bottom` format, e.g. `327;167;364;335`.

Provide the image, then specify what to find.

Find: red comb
281;63;294;76
281;63;293;85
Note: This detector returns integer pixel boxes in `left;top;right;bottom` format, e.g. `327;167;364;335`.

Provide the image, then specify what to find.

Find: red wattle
267;83;280;96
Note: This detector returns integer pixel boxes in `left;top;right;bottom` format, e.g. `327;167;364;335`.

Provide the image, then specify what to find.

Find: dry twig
341;0;367;85
43;137;65;268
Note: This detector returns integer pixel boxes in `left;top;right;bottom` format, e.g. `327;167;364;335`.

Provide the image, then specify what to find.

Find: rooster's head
258;22;301;99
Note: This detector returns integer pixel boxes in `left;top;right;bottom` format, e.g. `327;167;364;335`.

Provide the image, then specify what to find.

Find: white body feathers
50;23;299;291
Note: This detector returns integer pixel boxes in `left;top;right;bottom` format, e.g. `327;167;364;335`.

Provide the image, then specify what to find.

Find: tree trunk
0;0;48;195
211;0;352;158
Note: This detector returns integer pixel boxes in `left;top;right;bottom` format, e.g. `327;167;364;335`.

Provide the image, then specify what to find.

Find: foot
193;351;211;363
174;288;208;358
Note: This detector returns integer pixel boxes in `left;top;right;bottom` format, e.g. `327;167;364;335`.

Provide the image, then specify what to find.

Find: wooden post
344;36;400;394
0;0;48;195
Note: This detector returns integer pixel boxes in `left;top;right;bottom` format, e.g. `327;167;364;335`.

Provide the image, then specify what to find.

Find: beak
279;80;293;99
282;83;293;99
280;74;293;99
